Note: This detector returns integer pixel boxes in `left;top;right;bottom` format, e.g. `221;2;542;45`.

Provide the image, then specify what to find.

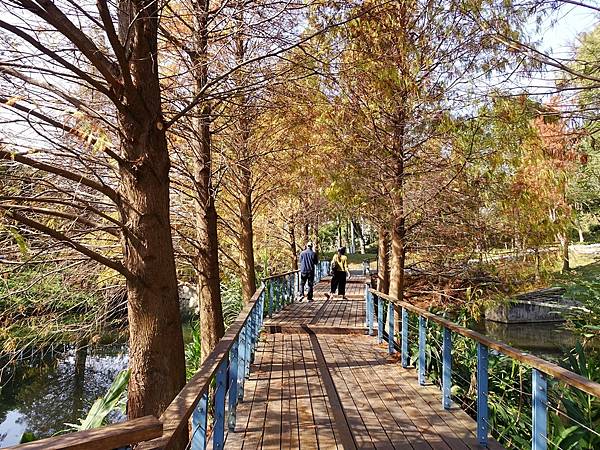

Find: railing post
377;296;384;344
228;340;239;430
532;369;547;450
387;301;395;354
366;287;374;336
268;280;274;318
191;391;208;450
442;327;452;409
244;317;252;377
237;323;247;400
477;343;489;447
401;307;409;368
212;359;227;450
418;315;426;385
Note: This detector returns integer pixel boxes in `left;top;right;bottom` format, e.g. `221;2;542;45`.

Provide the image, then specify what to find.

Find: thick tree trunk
389;217;406;301
233;6;257;304
119;114;186;418
377;228;390;294
192;0;225;362
116;1;186;419
239;185;257;303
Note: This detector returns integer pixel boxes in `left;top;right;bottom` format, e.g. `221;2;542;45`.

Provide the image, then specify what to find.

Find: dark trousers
300;272;314;300
330;271;347;296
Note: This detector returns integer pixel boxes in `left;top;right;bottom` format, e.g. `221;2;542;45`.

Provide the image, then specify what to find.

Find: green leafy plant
65;369;130;431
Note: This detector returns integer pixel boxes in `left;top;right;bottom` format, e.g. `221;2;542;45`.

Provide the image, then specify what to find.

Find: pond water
0;325;194;448
472;320;581;362
0;345;128;447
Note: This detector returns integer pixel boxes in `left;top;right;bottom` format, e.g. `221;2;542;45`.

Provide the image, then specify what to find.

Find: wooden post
477;343;489;447
442;327;452;409
212;359;227;450
191;392;209;450
419;316;426;386
401;307;409;368
532;369;547;450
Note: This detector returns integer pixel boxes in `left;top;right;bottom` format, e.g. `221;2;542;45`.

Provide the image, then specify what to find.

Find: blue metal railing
365;284;600;450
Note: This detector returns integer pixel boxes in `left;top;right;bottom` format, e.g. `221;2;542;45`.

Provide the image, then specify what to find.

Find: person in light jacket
326;246;350;300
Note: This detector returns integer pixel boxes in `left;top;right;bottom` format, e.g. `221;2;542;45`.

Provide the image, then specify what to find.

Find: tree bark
234;10;257;304
377;228;390;294
116;1;186;419
559;232;570;272
288;220;298;270
192;0;225;362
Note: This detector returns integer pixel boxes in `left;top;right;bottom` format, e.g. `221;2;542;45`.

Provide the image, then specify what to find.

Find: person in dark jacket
298;242;318;301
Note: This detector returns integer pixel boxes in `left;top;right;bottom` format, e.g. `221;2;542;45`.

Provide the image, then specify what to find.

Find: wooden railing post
418;316;426;386
442;327;452;409
532;369;548;450
387;301;395;354
377;296;384;344
401;307;409;368
477;343;489;447
227;340;239;431
212;359;227;450
191;392;208;450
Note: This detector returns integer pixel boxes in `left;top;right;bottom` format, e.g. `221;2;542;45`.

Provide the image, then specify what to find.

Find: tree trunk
377;228;390;294
233;6;257;304
288;220;298;270
115;1;186;418
238;184;257;303
118;112;186;418
192;0;225;362
559;232;570;272
389;218;406;301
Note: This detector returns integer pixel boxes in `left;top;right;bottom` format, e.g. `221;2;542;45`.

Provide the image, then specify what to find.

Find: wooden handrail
262;269;299;281
4;416;162;450
369;287;600;398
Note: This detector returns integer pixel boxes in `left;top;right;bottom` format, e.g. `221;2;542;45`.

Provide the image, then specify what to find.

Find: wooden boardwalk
222;276;503;450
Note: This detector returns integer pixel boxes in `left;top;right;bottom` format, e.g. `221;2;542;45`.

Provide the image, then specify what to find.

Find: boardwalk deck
220;276;504;450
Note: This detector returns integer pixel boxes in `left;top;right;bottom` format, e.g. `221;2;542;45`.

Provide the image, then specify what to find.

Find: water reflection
0;346;127;447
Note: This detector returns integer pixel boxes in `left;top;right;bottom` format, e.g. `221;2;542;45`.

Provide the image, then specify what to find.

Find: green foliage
185;274;245;379
64;369;129;431
549;344;600;449
185;322;202;380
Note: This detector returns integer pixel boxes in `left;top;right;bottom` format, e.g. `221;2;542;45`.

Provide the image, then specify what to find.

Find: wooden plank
4;416;162;450
239;333;275;450
299;333;339;449
318;336;394;450
260;333;284;449
325;335;416;450
295;334;320;449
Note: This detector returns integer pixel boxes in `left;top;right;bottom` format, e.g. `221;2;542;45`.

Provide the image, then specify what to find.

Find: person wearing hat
326;246;350;300
298;241;318;301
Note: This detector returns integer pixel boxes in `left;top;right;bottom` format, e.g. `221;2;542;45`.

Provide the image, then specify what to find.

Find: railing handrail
4;416;162;450
262;269;299;281
368;286;600;398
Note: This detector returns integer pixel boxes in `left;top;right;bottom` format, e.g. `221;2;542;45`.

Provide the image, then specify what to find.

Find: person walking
298;241;318;301
326;246;351;300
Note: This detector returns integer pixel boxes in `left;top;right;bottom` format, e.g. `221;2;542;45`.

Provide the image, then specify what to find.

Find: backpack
331;255;342;272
